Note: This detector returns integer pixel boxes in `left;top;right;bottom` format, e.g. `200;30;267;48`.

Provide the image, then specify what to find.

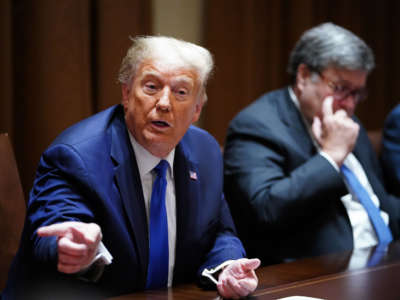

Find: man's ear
296;63;311;91
192;100;204;123
121;84;130;107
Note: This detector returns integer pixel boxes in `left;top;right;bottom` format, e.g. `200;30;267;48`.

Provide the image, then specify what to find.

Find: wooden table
110;241;400;299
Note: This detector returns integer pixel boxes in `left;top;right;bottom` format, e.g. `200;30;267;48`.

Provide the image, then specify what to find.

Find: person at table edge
3;36;260;299
224;22;400;265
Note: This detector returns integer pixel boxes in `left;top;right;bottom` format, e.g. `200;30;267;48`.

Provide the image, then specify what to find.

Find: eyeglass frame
315;71;368;104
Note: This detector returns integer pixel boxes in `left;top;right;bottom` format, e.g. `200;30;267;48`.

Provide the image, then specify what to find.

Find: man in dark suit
3;36;259;299
382;104;400;197
224;23;400;266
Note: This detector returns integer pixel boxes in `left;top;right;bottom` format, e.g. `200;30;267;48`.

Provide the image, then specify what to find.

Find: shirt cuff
319;151;340;172
77;241;113;282
93;241;113;265
201;260;234;285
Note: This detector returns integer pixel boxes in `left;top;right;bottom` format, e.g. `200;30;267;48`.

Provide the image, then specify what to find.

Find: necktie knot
154;160;169;179
340;164;351;174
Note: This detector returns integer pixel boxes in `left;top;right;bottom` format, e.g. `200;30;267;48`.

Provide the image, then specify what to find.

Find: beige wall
152;0;204;44
152;0;206;126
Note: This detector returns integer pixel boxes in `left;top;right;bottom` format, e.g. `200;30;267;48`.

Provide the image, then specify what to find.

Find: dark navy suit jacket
3;105;245;299
224;88;400;265
382;103;400;197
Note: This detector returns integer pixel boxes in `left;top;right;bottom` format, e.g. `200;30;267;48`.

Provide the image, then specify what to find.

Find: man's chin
143;139;175;158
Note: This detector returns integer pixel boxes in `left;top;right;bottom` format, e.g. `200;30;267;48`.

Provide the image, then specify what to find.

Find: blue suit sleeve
382;104;400;196
197;194;246;285
27;144;97;265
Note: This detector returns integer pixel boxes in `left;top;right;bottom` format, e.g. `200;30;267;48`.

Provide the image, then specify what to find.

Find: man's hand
37;221;102;274
312;96;359;166
217;258;260;299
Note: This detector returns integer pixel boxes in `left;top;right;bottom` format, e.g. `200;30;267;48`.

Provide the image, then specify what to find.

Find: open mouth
152;120;170;128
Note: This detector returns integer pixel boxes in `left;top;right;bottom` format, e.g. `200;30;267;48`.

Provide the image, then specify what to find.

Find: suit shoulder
180;126;222;162
228;88;289;134
184;126;220;149
385;104;400;127
232;88;287;123
51;105;122;148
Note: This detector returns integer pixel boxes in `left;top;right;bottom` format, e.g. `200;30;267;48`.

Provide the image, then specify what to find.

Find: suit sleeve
197;194;246;287
223;116;346;233
190;131;246;286
382;104;400;196
27;144;97;265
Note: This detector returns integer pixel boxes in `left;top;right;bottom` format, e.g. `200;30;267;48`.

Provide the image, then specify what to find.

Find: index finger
37;223;71;238
242;258;261;272
322;96;334;117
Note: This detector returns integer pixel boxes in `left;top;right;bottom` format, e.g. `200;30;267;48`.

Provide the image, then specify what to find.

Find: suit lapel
173;139;200;280
352;131;370;167
278;89;316;157
110;112;148;281
353;133;388;209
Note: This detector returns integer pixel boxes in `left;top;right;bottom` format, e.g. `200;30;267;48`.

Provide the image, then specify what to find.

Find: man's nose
338;94;357;113
157;87;172;111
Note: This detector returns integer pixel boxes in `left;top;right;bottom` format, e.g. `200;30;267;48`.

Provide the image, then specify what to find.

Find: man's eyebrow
340;80;365;90
332;76;362;89
173;76;194;84
140;70;161;78
140;70;196;86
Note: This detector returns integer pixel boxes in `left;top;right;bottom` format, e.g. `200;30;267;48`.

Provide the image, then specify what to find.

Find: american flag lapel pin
189;170;198;180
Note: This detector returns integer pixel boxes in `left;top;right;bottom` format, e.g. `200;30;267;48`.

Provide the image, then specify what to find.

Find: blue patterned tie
341;164;393;245
146;160;169;289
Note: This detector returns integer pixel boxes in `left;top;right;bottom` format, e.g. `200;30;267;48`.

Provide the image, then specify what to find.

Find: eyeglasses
317;72;367;104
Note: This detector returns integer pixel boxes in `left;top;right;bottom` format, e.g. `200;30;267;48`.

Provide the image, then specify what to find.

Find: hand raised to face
312;96;359;166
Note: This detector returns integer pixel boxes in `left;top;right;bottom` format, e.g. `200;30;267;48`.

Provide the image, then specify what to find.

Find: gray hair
287;22;375;83
118;36;214;103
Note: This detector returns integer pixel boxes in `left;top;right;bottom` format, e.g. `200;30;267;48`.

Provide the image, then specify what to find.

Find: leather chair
0;133;26;290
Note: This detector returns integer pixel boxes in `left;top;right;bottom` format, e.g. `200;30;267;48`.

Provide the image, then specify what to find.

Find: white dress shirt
288;87;389;249
128;132;177;287
93;131;227;285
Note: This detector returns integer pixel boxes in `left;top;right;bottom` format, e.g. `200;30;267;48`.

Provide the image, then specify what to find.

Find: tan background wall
152;0;203;44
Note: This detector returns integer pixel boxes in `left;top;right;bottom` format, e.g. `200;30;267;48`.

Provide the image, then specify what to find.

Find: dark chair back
0;133;25;290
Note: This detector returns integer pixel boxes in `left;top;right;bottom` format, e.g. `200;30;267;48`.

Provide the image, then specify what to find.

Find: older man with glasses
224;22;400;266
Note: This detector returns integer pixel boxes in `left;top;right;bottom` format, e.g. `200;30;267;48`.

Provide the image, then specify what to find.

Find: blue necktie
367;243;387;267
146;160;169;289
341;164;393;245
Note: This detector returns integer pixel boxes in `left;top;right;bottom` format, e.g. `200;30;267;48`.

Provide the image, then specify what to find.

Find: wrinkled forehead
142;42;206;82
138;62;199;86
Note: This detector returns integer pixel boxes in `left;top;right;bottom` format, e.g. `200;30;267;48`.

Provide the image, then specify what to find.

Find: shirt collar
128;130;175;178
288;86;301;110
